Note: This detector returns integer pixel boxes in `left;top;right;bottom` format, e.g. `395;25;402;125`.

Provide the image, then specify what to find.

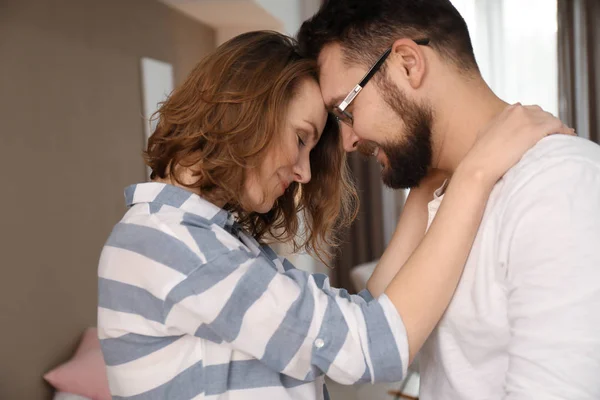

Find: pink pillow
44;328;111;400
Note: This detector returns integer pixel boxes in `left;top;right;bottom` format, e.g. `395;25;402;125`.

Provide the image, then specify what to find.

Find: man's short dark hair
297;0;479;73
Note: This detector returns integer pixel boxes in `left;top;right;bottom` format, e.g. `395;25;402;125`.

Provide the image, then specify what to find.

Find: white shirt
419;136;600;400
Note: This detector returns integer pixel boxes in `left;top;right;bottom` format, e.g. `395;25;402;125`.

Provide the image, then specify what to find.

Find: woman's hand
459;104;575;185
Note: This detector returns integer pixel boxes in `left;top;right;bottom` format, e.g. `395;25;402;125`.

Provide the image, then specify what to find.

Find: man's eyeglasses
332;38;430;127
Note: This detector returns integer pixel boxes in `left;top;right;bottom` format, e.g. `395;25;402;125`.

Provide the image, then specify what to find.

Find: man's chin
381;168;425;190
381;169;399;189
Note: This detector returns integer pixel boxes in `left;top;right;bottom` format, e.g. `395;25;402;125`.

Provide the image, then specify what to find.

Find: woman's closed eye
297;132;307;147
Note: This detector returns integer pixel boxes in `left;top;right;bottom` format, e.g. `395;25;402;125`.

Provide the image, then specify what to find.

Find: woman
98;31;572;399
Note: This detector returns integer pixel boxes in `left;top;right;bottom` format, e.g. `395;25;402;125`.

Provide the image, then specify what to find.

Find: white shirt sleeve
501;158;600;399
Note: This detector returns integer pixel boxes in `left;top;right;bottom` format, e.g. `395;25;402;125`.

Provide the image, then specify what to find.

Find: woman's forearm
382;166;494;363
367;214;427;298
367;172;447;298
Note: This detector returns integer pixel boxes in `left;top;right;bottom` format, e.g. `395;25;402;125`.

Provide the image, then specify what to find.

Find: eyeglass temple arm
338;39;430;112
337;48;392;112
359;38;430;87
359;48;393;88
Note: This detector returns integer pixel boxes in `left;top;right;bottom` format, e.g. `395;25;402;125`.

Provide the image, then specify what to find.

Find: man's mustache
356;140;378;157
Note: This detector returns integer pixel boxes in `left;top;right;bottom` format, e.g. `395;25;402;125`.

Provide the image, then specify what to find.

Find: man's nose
340;123;360;152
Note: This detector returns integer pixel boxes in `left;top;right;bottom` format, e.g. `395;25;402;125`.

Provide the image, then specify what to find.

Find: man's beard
371;77;434;189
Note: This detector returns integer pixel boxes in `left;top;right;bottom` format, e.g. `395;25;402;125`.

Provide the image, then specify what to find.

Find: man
298;0;600;398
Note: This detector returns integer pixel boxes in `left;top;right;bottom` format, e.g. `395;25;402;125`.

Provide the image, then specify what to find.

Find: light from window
451;0;558;116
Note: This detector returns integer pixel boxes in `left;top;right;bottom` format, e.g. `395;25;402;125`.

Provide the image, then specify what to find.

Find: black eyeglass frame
332;38;430;126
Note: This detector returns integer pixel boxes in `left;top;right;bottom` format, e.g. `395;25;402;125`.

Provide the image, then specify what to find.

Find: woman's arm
384;165;492;363
367;169;448;298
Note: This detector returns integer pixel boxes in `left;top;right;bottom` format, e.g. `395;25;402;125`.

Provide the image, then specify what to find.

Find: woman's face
242;78;328;214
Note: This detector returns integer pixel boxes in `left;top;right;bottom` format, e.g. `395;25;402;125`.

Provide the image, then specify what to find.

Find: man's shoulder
502;135;600;189
516;135;599;169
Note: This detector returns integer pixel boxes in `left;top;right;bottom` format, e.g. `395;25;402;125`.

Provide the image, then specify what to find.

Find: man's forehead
317;44;356;109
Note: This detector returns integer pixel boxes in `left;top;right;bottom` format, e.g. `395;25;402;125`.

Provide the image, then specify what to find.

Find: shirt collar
124;182;234;229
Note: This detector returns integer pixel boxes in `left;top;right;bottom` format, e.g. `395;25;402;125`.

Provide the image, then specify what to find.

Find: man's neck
431;79;509;174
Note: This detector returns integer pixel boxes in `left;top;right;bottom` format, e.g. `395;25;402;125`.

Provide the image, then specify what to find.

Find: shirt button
314;338;325;348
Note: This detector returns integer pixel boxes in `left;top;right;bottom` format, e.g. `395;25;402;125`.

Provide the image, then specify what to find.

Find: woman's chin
251;198;276;214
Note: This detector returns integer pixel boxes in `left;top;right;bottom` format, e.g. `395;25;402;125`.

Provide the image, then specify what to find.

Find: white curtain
452;0;559;116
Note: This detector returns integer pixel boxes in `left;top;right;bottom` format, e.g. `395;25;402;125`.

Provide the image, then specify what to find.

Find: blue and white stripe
98;182;408;399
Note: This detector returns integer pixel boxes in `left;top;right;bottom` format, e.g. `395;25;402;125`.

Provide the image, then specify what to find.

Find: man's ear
388;38;427;89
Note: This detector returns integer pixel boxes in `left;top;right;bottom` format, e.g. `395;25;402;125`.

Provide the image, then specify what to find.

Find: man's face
318;43;434;189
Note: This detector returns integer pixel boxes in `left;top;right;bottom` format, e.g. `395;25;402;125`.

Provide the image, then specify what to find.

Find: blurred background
1;0;598;399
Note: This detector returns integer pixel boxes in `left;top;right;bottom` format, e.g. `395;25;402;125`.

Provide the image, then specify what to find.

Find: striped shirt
98;182;408;399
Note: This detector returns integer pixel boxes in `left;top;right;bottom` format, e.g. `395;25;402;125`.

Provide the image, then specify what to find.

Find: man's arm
502;158;600;399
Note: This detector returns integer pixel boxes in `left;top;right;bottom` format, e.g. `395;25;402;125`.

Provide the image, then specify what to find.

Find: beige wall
216;25;283;46
0;0;214;398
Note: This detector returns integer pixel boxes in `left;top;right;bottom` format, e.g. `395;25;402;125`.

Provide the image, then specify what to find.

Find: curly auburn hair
144;31;358;264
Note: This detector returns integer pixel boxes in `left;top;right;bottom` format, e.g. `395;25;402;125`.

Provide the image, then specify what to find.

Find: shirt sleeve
164;248;409;384
501;159;600;399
